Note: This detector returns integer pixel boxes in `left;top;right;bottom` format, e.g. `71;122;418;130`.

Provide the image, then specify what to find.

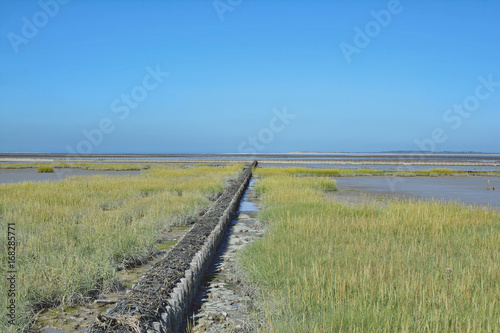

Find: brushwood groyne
88;161;257;333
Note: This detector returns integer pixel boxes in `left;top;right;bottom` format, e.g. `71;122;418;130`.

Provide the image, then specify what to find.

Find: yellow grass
0;164;241;332
36;166;54;173
241;168;500;332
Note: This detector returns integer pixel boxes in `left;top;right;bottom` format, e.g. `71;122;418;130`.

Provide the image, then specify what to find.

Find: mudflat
0;168;141;184
333;176;499;209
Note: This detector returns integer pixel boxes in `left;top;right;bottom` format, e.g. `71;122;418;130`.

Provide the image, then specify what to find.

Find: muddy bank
0;168;141;184
88;161;257;332
187;179;265;332
31;226;191;333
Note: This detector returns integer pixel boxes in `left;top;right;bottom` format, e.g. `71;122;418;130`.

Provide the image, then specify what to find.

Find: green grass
0;164;241;332
36;166;54;173
254;166;500;177
240;169;500;332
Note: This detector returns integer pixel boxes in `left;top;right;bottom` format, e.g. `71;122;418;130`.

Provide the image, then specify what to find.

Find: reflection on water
239;200;257;212
237;179;259;213
335;176;500;210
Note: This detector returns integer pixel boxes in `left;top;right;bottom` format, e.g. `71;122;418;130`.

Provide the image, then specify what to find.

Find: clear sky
1;0;499;154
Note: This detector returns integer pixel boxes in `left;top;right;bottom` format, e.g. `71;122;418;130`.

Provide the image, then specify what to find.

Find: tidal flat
2;162;499;332
240;168;500;332
0;168;141;184
334;176;500;210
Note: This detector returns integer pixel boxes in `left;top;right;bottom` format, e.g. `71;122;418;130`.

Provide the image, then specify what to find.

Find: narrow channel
185;178;264;332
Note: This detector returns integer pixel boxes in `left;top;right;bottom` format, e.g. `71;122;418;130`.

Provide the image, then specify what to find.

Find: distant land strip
0;157;499;166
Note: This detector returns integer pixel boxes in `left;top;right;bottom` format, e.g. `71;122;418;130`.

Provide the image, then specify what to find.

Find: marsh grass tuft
37;166;54;173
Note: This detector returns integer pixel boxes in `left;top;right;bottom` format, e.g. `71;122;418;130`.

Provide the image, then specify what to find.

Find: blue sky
1;0;499;154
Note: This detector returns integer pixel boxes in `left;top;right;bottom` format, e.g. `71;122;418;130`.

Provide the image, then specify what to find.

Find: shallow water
188;177;263;332
335;176;500;210
0;168;140;184
259;162;500;172
237;179;258;214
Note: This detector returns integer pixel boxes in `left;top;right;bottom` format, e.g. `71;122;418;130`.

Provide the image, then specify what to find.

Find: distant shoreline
1;157;499;167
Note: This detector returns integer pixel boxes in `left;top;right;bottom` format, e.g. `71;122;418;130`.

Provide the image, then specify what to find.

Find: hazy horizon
2;150;500;155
